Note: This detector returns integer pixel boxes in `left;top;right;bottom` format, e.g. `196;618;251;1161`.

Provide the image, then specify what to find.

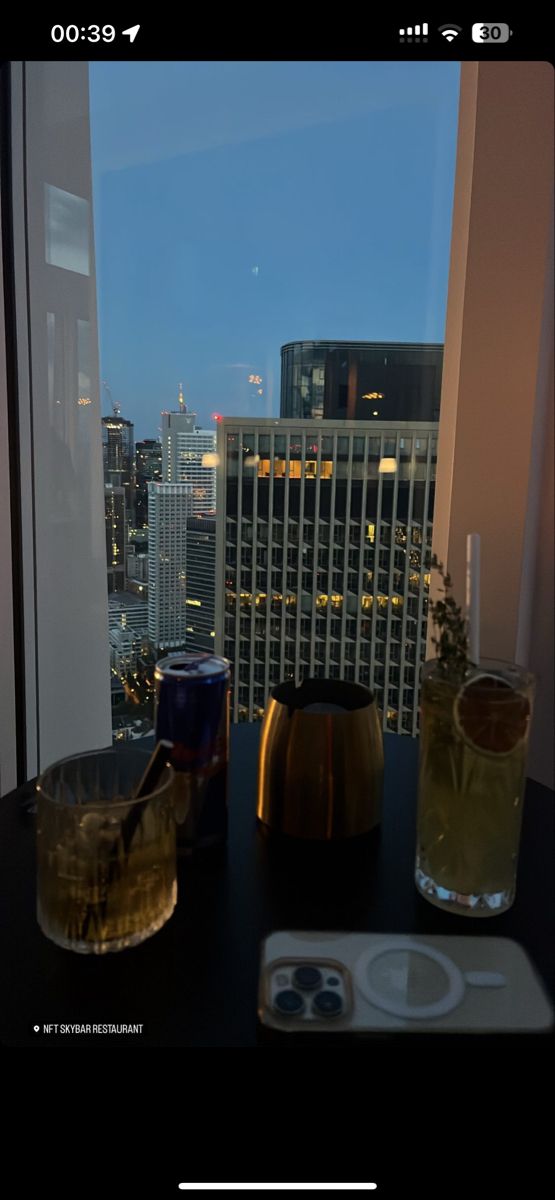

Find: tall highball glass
415;659;535;916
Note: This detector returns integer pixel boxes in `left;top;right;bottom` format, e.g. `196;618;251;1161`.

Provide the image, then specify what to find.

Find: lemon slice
453;672;530;757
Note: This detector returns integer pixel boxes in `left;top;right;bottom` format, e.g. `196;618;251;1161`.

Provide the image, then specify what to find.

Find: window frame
1;59;552;790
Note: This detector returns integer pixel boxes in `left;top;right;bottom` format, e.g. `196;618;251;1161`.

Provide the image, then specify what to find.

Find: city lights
103;371;434;741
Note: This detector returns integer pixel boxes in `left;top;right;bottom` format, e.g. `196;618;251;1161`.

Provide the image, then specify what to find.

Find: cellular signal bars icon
399;23;429;42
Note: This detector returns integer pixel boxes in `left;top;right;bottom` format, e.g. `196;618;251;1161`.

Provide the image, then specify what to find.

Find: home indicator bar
178;1188;378;1193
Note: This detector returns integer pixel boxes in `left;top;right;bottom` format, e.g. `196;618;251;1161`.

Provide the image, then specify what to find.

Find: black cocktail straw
80;740;174;942
120;739;174;855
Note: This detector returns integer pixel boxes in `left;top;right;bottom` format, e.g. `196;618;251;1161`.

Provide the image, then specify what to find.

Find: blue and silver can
154;653;231;853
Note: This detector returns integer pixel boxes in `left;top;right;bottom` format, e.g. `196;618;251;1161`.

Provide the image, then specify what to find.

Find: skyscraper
102;413;135;514
161;386;217;513
215;418;436;732
102;408;135;593
280;341;443;423
147;482;193;652
184;516;216;652
134;438;162;527
105;484;126;593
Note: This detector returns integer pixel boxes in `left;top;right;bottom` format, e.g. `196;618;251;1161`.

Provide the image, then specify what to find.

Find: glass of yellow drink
36;748;176;952
415;659;534;916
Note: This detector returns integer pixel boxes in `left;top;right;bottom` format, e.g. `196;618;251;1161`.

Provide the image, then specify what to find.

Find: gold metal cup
257;678;384;839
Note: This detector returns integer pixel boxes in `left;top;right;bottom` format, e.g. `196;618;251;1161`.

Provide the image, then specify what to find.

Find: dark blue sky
89;61;460;440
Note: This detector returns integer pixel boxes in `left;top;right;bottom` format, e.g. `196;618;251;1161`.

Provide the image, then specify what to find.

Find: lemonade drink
415;660;534;915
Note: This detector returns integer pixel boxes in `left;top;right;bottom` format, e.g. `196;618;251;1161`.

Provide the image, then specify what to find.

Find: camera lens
292;965;323;991
313;990;343;1017
274;989;304;1016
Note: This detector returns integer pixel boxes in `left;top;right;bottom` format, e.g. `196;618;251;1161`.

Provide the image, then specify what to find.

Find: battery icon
472;23;513;42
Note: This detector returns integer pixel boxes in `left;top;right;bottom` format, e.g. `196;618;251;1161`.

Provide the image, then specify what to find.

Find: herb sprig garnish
429;554;471;680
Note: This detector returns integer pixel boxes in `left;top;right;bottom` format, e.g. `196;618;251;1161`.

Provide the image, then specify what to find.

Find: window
1;59;551;771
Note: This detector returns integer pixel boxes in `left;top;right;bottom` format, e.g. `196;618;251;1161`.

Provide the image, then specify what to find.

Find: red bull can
154;653;230;854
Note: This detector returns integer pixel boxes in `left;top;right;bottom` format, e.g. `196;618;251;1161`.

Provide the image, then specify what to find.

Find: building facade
104;484;126;593
147;482;193;651
126;551;149;583
109;625;145;675
108;593;149;631
215;418;436;732
134;438;162;527
102;414;135;513
280;341;443;423
184;516;216;653
161;409;217;513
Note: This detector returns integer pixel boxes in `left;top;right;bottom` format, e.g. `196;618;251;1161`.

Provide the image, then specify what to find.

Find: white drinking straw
466;533;481;665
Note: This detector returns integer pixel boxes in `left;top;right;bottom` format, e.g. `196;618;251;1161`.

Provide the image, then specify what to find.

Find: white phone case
258;931;554;1034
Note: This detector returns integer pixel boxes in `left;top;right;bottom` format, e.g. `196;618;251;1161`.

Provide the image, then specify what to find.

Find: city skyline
89;61;460;440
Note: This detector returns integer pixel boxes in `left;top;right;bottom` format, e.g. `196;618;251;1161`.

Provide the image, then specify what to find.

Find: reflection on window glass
77;320;91;406
45;184;90;276
227;433;238;477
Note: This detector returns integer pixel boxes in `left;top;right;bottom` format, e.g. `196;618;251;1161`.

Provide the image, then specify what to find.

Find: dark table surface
1;724;553;1047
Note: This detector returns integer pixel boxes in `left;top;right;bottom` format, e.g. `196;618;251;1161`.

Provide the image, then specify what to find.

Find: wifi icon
438;23;462;41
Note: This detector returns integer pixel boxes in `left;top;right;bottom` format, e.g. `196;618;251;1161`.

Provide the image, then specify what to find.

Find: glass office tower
104;484;126;593
101;414;135;516
134;438;162;527
185;516;216;653
280;341;443;423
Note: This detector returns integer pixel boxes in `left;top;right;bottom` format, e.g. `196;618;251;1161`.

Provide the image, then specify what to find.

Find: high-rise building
147;482;193;652
134;438;162;527
161;386;217;513
105;484;126;593
184;516;216;653
215;418;437;732
280;341;443;423
102;414;135;512
102;411;135;591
